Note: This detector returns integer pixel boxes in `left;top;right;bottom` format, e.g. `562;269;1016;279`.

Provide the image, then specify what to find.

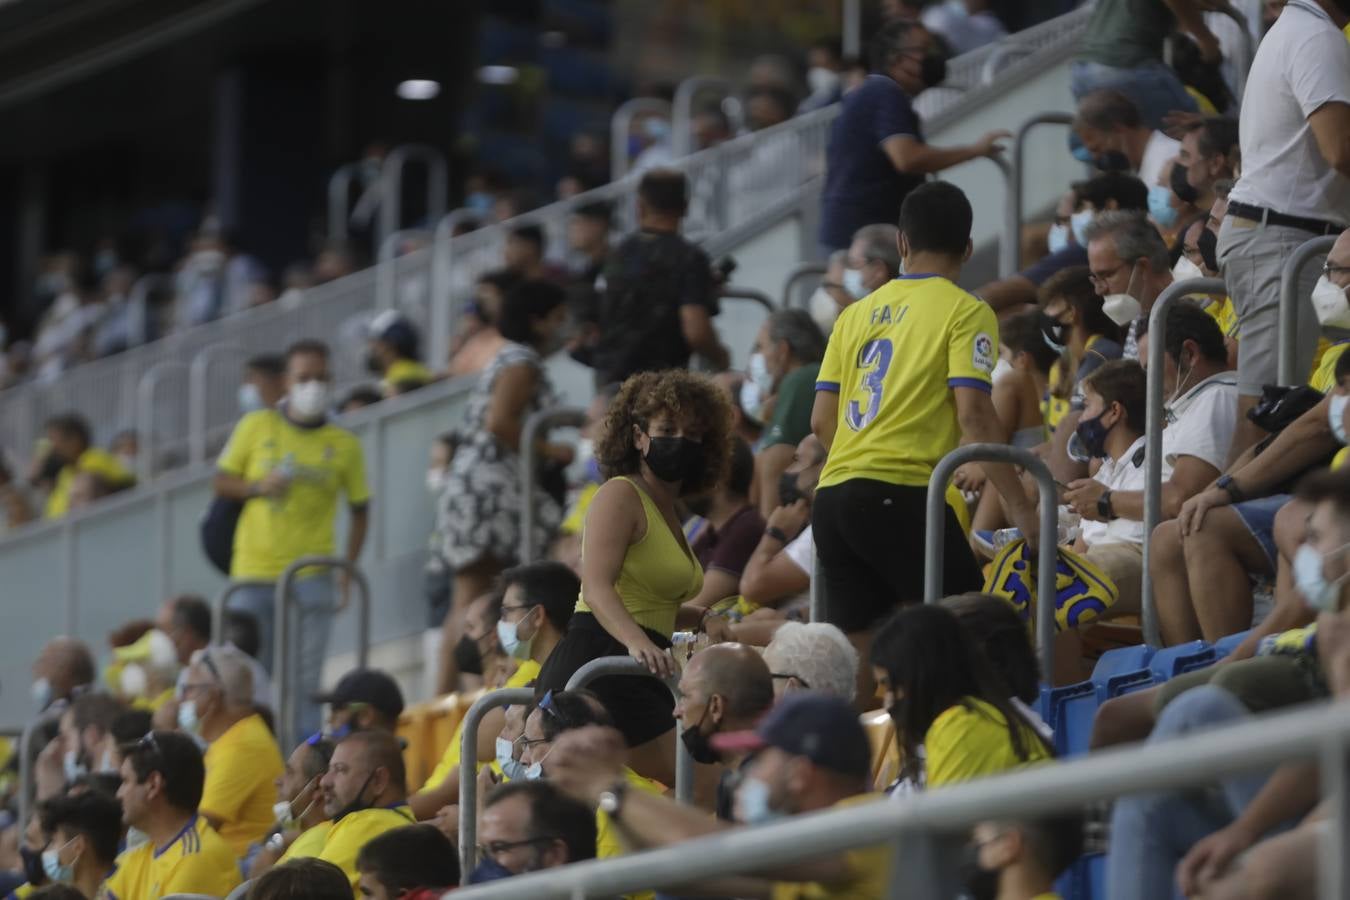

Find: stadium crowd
2;0;1350;898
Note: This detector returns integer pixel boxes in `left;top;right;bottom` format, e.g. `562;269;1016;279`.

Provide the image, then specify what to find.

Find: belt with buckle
1227;201;1344;236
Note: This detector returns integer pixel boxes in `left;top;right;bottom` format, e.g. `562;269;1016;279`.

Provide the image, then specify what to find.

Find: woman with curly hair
535;369;734;785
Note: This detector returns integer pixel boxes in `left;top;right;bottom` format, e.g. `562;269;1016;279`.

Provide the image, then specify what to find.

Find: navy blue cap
369;311;420;360
314;668;405;721
711;692;871;780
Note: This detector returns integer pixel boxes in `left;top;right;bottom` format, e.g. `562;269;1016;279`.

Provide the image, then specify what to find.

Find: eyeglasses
1088;261;1134;287
478;836;559;858
770;673;811;688
1324;261;1350;278
199;651;222;684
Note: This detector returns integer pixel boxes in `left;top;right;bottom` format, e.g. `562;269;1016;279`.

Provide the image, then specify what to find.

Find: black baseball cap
711;693;871;780
314;668;405;721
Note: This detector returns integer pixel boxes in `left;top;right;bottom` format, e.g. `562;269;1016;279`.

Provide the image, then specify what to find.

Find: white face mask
1312;275;1350;329
1294;542;1350;612
288;380;331;421
1047;222;1071;255
1070;209;1095;247
238;382;265;414
1101;262;1142;327
1330;393;1350;445
807;67;841;97
1172;255;1204;282
741;353;772;420
842;267;868;300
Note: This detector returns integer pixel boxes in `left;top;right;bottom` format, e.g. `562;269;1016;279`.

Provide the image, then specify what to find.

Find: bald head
685;644;774;721
341;730;407;797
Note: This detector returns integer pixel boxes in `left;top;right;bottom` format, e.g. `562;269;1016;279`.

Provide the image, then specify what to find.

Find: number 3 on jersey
846;338;893;431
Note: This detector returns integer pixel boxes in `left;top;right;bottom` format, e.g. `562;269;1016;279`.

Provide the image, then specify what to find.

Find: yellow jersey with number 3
816;275;998;489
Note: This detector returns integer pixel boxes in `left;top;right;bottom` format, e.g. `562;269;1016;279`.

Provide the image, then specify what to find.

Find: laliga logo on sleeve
972;334;994;374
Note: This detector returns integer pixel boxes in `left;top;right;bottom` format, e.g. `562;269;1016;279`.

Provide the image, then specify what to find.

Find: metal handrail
446;698;1350;899
980;44;1034;85
1141;277;1228;646
1007;112;1076;278
925;444;1059;673
274;556;371;751
327;162;365;242
782;262;828;311
135;360;190;483
719;285;776;313
212;579;274;652
565;656;693;805
458;687;535;881
126;273;173;349
428;210;490;371
518;406;587;564
376;228;433;311
378;144;448;250
983;153;1016;279
187;344;243;465
1278;235;1338;387
672;76;734;159
610;98;671;182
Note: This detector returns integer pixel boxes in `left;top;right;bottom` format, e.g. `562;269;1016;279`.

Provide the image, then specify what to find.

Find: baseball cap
711;693;870;780
369;310;419;359
314;668;405;721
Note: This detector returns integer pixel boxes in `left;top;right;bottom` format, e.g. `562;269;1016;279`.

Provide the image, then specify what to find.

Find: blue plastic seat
1213;629;1253;659
1057;686;1100;757
1091;644;1156;703
1148;640;1216;682
1082;852;1106;900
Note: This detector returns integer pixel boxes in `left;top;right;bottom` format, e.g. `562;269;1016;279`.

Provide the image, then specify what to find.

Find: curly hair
593;369;734;497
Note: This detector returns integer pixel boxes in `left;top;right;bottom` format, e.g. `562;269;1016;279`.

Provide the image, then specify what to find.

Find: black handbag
1247;384;1324;435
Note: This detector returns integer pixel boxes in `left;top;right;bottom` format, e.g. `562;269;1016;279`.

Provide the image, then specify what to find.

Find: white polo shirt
1163;370;1240;473
1082;435;1148;548
1228;0;1350;224
1139;129;1181;191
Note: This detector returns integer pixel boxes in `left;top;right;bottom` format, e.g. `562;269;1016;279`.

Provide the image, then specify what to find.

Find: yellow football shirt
100;815;241;899
45;447;134;518
284;805;414;892
816;275;999;489
201;713;286;858
596;767;666;900
770;795;890;900
1312;340;1350;394
423;659;540;790
383;358;434;392
216;409;370;580
924;697;1051;789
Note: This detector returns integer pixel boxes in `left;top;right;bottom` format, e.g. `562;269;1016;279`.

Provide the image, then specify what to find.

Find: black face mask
680;703;722;765
643;435;702;484
1094;151;1132;172
958;843;1000;900
364;351;384;375
920;53;947;89
1170;162;1199;205
333;769;376;821
1040;312;1068;354
1197;226;1219;274
454;634;485;676
778;470;804;507
20;846;46;886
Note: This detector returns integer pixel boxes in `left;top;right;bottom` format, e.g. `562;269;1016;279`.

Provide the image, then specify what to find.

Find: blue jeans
1106;686;1286;900
226;573;335;744
1071;59;1197;130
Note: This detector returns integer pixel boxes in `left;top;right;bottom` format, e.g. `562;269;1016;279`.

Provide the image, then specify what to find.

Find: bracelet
764;526;789;544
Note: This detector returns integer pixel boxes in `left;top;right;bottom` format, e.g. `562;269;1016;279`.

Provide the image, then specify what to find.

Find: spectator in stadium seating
548;694;889;896
964;814;1084;900
448;270;517;379
1074;90;1181;188
844;224;903;302
215;338;370;742
993;309;1056;451
563;201;611;361
316;668;405;738
547;385;618;572
251;858;353;900
762;621;859;701
590;170;729;386
872;605;1052;789
922;0;1007;54
1219;0;1350;465
473;781;597;883
312;241;359;285
365;311;432;397
1151;158;1204;244
798;39;843;113
278;731;413;890
503;224;550;282
37;693;123;803
38;413;133;519
1175;116;1240;216
34;792;121;898
246;734;335;879
818;20;1009;253
181;645;284;858
107;730;241;898
687;440;764;615
174;222;269;326
354;824;458;898
811;182;1037;697
744;86;795;132
1085;210;1175;361
744;309;827;515
943;593;1042;708
435;280;570;690
1072;0;1213;129
671;643;775;820
807;249;855;334
32;637;95;718
979;171;1149;314
238;353;286;414
739;434;826;617
155;594;209;668
535;370;733;787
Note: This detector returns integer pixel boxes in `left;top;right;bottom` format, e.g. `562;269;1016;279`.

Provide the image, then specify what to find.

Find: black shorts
535;613;675;747
811;478;981;633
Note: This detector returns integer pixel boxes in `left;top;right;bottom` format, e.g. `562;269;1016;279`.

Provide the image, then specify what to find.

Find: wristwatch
763;526;790;544
598;780;628;818
1097;490;1116;521
1216;474;1245;503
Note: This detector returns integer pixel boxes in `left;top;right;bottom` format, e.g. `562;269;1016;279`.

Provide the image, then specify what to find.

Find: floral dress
439;341;562;568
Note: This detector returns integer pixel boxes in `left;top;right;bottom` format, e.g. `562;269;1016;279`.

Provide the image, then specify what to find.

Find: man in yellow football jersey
810;181;1039;694
184;645;285;859
245;734;334;880
102;731;241;899
214;338;370;744
40;413;135;519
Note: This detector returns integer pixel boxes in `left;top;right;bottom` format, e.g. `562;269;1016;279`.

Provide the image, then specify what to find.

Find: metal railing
1006;112;1076;277
273;556;371;750
211;579;273;651
671;77;735;159
136;360;190;483
518;406;587;564
377;145;448;251
1141;277;1228;646
565;656;693;805
187;343;246;466
782;262;828;311
719;285;776;314
376;229;433;311
1279;235;1338;387
925;445;1059;672
447;698;1350;900
458;686;536;881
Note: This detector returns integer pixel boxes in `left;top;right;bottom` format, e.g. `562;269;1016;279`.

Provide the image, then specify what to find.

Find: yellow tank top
575;477;703;638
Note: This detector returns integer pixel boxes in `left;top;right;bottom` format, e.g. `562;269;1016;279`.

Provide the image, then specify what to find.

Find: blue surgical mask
1074;411;1114;459
324;722;353;742
736;776;785;826
1070;209;1094;247
177;699;200;735
238;382;264;414
1047;222;1071;255
470;856;515;884
1148;185;1178;228
496;615;535;661
62;749;87;784
495;737;528;781
1330;394;1350;445
1294;543;1350;612
41;838;77;883
524;760;544;781
842;267;868;300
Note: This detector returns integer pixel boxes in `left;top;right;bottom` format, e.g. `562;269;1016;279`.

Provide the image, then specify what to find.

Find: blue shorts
1232;494;1293;569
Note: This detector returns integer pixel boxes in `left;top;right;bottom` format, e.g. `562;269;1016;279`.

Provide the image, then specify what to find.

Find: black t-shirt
592;229;717;387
